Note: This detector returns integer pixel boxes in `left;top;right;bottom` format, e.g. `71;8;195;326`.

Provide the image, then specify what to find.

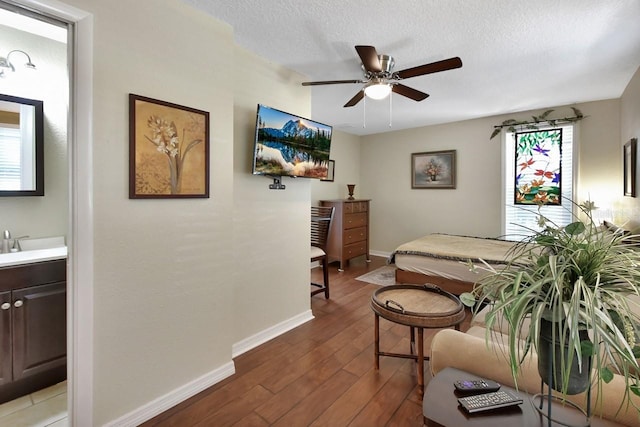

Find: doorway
0;1;94;425
0;3;69;425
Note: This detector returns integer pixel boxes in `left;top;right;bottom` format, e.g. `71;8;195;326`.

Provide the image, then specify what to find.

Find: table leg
374;313;380;370
410;326;415;355
417;327;424;398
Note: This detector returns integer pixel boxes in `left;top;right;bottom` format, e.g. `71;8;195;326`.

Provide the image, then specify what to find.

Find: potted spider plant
460;201;640;412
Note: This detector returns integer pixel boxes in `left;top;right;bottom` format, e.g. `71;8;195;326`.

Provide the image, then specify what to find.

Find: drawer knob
1;303;9;310
13;300;23;308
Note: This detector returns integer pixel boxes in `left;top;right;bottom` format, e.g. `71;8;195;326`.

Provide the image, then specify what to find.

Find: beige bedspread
389;234;517;266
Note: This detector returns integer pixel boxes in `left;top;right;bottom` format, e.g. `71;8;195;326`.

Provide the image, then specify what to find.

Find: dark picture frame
514;129;562;205
0;94;44;196
129;94;209;198
321;160;335;182
411;150;456;189
624;138;637;197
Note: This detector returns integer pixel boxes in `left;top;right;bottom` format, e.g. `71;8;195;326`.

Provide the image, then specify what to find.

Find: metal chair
311;206;334;298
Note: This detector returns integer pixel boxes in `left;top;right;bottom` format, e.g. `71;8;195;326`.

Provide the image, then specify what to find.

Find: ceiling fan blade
392;84;429;101
302;79;363;86
396;57;462;79
344;90;365;107
355;45;382;73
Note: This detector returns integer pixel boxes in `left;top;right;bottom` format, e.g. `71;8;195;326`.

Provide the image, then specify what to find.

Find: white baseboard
370;249;391;258
103;309;314;426
232;309;314;357
103;361;236;427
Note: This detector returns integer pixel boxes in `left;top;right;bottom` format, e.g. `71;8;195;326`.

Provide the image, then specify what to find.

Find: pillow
602;220;630;235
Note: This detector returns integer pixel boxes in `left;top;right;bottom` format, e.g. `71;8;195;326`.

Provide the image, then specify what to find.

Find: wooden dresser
320;199;370;271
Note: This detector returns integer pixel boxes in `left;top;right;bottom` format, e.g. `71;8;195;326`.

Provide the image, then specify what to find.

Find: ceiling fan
301;45;462;108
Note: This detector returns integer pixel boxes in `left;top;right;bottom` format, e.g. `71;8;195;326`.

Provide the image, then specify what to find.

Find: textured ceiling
184;0;640;135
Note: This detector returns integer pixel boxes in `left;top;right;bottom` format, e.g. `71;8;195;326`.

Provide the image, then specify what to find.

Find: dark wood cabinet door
11;282;66;380
0;291;10;385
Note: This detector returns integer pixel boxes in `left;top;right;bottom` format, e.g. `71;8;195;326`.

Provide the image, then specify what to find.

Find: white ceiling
184;0;640;136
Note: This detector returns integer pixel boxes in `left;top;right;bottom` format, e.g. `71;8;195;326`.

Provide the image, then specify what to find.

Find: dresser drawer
344;212;367;229
344;241;367;258
343;201;368;214
344;226;367;245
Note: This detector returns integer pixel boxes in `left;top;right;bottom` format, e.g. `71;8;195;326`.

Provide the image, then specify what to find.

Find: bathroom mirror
0;94;44;196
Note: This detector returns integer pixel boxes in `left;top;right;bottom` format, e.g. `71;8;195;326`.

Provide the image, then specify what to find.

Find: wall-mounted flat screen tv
252;104;332;179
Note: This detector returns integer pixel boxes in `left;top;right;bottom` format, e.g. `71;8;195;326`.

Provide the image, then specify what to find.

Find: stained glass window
514;129;562;205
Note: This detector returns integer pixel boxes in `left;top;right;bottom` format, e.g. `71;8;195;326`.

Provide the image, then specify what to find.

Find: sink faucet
2;230;10;253
1;232;29;253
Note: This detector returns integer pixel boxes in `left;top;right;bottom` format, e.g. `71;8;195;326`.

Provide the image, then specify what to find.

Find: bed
389;233;518;295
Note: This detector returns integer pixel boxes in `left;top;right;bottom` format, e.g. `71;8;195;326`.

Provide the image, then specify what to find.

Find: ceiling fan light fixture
364;82;391;100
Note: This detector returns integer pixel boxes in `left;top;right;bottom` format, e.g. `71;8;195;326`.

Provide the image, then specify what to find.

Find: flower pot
538;317;591;395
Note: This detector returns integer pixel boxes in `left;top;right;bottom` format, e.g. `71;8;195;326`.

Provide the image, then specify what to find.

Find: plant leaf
539;109;554;119
565;221;585;235
601;366;614;383
490;128;502;140
580;340;595;356
571;107;583;118
459;292;477;307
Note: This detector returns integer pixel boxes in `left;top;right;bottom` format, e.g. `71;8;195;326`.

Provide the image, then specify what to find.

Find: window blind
0;126;22;190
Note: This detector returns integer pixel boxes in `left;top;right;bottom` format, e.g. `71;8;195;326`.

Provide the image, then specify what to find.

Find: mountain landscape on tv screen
263;119;319;139
254;117;331;178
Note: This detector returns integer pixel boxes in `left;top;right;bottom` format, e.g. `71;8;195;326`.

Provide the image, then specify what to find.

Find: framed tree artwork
411;150;456;189
129;94;210;198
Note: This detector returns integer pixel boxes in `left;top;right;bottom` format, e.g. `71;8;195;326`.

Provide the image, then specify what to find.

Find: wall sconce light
0;50;36;78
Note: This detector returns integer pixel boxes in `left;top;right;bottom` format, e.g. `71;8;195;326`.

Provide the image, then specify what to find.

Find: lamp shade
364;83;391;100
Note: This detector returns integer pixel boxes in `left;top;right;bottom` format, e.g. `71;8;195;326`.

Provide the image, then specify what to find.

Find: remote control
454;379;500;393
458;390;523;413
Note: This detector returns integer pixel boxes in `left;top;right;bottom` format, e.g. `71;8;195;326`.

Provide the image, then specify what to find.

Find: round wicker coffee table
370;284;465;398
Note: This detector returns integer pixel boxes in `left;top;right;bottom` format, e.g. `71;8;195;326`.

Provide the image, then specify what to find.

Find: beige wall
62;0;318;422
620;67;640;228
232;46;313;345
358;99;622;254
310;130;362;204
61;0;238;423
0;25;68;239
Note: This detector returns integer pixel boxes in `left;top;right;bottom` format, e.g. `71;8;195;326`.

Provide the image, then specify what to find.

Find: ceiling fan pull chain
363;95;366;128
389;92;392;127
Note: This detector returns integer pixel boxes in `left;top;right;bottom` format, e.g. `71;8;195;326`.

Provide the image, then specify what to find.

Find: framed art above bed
411;150;456;189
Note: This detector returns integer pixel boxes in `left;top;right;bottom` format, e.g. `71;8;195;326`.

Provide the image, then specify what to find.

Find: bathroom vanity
0;256;66;403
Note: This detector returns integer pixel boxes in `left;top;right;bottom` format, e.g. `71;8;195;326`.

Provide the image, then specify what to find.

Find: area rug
356;266;397;287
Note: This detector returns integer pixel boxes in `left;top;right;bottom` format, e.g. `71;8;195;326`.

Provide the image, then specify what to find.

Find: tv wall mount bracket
269;176;286;190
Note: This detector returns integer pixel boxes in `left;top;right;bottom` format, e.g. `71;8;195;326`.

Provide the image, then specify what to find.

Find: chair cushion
310;246;326;258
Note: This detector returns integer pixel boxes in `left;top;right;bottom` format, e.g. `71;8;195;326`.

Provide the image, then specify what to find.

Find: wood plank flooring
142;256;471;427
